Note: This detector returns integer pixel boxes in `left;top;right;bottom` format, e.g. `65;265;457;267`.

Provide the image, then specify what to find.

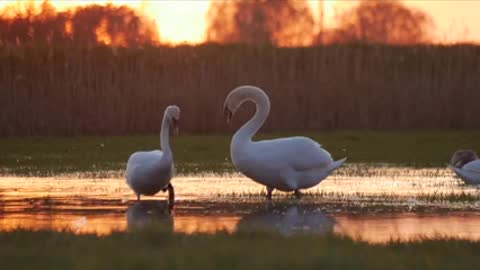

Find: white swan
125;105;180;205
223;85;346;199
449;149;480;185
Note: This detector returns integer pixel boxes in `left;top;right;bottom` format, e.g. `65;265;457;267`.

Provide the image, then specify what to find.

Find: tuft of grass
0;229;479;270
1;131;480;176
211;190;480;209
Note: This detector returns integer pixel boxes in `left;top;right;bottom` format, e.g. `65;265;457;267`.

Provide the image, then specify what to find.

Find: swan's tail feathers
329;157;347;173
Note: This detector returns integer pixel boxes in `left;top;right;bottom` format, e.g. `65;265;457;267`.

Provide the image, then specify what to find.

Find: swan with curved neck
125;105;180;208
224;85;346;199
449;149;480;185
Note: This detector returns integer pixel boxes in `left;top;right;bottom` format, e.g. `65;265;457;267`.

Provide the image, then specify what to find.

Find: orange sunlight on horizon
0;0;479;45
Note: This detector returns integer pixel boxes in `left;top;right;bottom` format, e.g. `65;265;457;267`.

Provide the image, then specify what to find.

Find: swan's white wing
449;160;480;185
253;136;333;171
126;150;171;179
127;150;163;164
127;151;164;171
285;137;334;171
462;160;480;173
126;150;175;195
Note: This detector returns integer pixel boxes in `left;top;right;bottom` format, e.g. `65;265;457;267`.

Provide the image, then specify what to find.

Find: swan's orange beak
224;106;232;124
171;118;179;135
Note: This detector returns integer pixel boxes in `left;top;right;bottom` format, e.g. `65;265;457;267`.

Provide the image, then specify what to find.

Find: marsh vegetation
1;44;480;136
1;131;479;176
1;229;479;270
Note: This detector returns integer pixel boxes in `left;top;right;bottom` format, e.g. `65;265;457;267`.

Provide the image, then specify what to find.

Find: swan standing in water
223;85;346;199
449;149;480;185
126;105;180;207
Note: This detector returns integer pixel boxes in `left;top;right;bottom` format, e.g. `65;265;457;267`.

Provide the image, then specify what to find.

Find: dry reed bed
1;44;480;136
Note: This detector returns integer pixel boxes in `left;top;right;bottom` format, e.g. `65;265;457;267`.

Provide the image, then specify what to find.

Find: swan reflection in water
237;205;335;235
126;200;173;232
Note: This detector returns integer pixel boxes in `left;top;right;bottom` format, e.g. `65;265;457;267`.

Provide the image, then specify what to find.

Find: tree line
0;0;433;47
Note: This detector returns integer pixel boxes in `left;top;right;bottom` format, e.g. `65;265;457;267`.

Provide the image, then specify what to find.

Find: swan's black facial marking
166;105;180;134
224;106;233;123
170;118;179;135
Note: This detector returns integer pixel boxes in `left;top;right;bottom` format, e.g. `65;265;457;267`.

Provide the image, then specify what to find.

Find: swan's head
166;105;180;134
450;149;478;168
223;85;267;123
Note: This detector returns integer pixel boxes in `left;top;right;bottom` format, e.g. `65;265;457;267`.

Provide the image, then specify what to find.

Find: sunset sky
1;0;479;44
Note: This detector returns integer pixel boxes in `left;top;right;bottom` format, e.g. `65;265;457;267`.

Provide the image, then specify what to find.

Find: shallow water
1;167;480;243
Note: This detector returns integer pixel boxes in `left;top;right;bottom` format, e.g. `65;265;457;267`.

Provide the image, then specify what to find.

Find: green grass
1;131;480;176
1;229;478;270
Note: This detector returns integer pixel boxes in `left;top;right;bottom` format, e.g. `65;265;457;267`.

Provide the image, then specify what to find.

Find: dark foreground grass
1;229;478;270
1;131;480;176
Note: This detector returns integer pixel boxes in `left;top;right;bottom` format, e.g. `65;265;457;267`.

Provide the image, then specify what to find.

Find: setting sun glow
0;0;479;44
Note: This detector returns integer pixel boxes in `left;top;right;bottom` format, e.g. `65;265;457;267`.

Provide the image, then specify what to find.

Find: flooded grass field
2;133;480;269
2;165;480;243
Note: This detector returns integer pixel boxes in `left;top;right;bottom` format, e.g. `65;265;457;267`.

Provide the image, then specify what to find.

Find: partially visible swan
223;85;346;199
449;149;480;185
237;205;335;235
126;105;180;207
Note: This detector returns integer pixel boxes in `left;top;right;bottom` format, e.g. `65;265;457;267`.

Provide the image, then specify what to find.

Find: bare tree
206;0;315;47
322;0;432;45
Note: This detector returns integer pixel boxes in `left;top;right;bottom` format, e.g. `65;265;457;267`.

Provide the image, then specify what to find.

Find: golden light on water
2;167;480;243
4;211;480;243
0;213;240;236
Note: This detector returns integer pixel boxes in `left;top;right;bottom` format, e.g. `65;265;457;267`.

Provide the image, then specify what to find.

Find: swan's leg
136;194;141;201
294;189;302;199
167;183;175;210
265;200;274;210
266;186;274;200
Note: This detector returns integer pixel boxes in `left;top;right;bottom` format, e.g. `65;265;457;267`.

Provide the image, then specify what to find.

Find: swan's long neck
232;88;270;145
160;113;172;159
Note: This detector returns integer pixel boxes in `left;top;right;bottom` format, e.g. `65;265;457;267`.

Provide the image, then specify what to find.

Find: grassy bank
1;44;480;136
1;131;480;176
0;229;478;270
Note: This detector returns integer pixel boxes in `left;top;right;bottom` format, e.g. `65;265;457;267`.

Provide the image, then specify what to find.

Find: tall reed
1;43;480;136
